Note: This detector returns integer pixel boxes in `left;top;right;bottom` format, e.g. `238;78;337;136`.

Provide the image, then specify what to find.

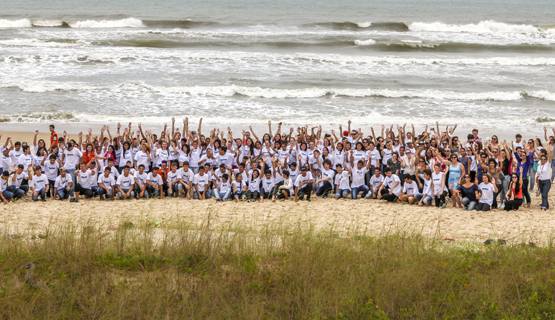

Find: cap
60;167;67;172
343;130;349;135
301;165;309;171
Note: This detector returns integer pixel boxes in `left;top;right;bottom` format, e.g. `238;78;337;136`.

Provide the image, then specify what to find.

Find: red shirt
50;132;58;147
158;168;170;183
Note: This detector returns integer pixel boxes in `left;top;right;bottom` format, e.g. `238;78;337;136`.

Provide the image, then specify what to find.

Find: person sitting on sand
378;167;401;202
399;174;418;204
415;169;434;206
294;165;313;202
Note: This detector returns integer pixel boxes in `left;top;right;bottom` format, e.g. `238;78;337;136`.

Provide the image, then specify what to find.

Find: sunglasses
464;176;470;178
512;176;518;179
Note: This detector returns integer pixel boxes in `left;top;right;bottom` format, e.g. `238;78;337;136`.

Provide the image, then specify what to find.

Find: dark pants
316;181;333;197
539;179;551;209
246;190;259;200
476;202;491;211
75;183;93;198
146;185;160;197
504;198;523;211
522;177;531;204
47;179;56;197
435;190;448;207
297;184;313;200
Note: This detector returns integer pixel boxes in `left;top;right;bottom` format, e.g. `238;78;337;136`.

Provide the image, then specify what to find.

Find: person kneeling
399;174;418;204
30;166;49;202
116;166;135;199
214;173;232;202
334;164;350;200
295;166;313;202
378;167;401;202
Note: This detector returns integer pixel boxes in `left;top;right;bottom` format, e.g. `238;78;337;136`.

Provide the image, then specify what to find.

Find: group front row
0;154;528;211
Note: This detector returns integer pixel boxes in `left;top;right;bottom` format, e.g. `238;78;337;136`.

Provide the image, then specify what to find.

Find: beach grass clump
1;219;555;319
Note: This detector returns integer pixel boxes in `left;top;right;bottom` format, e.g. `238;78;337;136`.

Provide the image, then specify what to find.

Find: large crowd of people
0;119;553;211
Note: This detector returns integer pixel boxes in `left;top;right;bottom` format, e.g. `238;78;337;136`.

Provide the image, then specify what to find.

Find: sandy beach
1;129;553;245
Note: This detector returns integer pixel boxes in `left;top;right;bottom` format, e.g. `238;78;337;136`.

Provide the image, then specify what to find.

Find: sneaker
536;189;541;197
74;198;79;203
70;198;75;202
322;194;328;199
499;203;505;209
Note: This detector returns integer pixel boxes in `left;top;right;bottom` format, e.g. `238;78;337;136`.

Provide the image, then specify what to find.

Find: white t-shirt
248;176;261;192
11;172;28;188
432;172;447;194
334;171;350;190
367;149;381;167
30;174;48;191
402;180;418;196
134;171;148;186
194;173;210;192
98;174;116;189
134;151;150;172
9;149;23;169
294;172;313;190
167;170;182;183
422;177;434;197
76;169;94;189
350;167;368;188
54;174;71;190
215;153;233;169
116;173;134;190
44;161;60;181
479;182;495;205
179;168;194;185
218;180;231;193
63;148;82;169
261;176;275;193
369;174;384;192
383;174;402;195
18;153;34;172
233;180;246;192
320;168;335;183
147;173;163;186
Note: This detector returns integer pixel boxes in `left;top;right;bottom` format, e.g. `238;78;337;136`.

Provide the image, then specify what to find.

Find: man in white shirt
116;165;135;199
0;171;12;203
294;166;313;202
215;147;233;170
30;166;49;201
369;167;384;199
167;162;184;197
17;146;34;174
8;141;23;171
178;161;194;199
334;164;351;199
53;167;73;200
73;162;95;202
97;167;116;200
213;173;232;202
378;167;401;202
193;166;211;200
10;164;29;199
399;174;418;204
62;142;83;183
347;157;371;200
146;166;164;199
133;164;149;198
42;154;60;198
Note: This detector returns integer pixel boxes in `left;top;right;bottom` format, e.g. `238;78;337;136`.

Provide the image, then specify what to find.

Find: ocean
0;0;554;137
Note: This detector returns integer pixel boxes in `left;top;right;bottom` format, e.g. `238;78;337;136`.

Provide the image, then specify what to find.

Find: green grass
2;217;555;319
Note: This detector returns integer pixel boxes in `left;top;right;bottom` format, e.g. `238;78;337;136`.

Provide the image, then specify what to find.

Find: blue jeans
335;188;349;199
214;189;231;201
316;181;333;197
415;193;432;205
118;188;135;199
32;188;46;201
7;185;25;199
539;179;551;209
98;187;113;199
351;185;370;199
194;189;212;199
461;197;477;211
551;159;555;182
2;189;13;201
57;188;73;200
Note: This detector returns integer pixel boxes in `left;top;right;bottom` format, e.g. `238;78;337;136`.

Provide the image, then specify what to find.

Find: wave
408;20;554;34
354;39;376;46
5;51;555;67
5;36;550;52
310;21;409;31
2;80;554;102
0;18;220;29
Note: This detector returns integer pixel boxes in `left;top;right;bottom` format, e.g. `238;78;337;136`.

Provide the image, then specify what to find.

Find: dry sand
1;130;554;245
